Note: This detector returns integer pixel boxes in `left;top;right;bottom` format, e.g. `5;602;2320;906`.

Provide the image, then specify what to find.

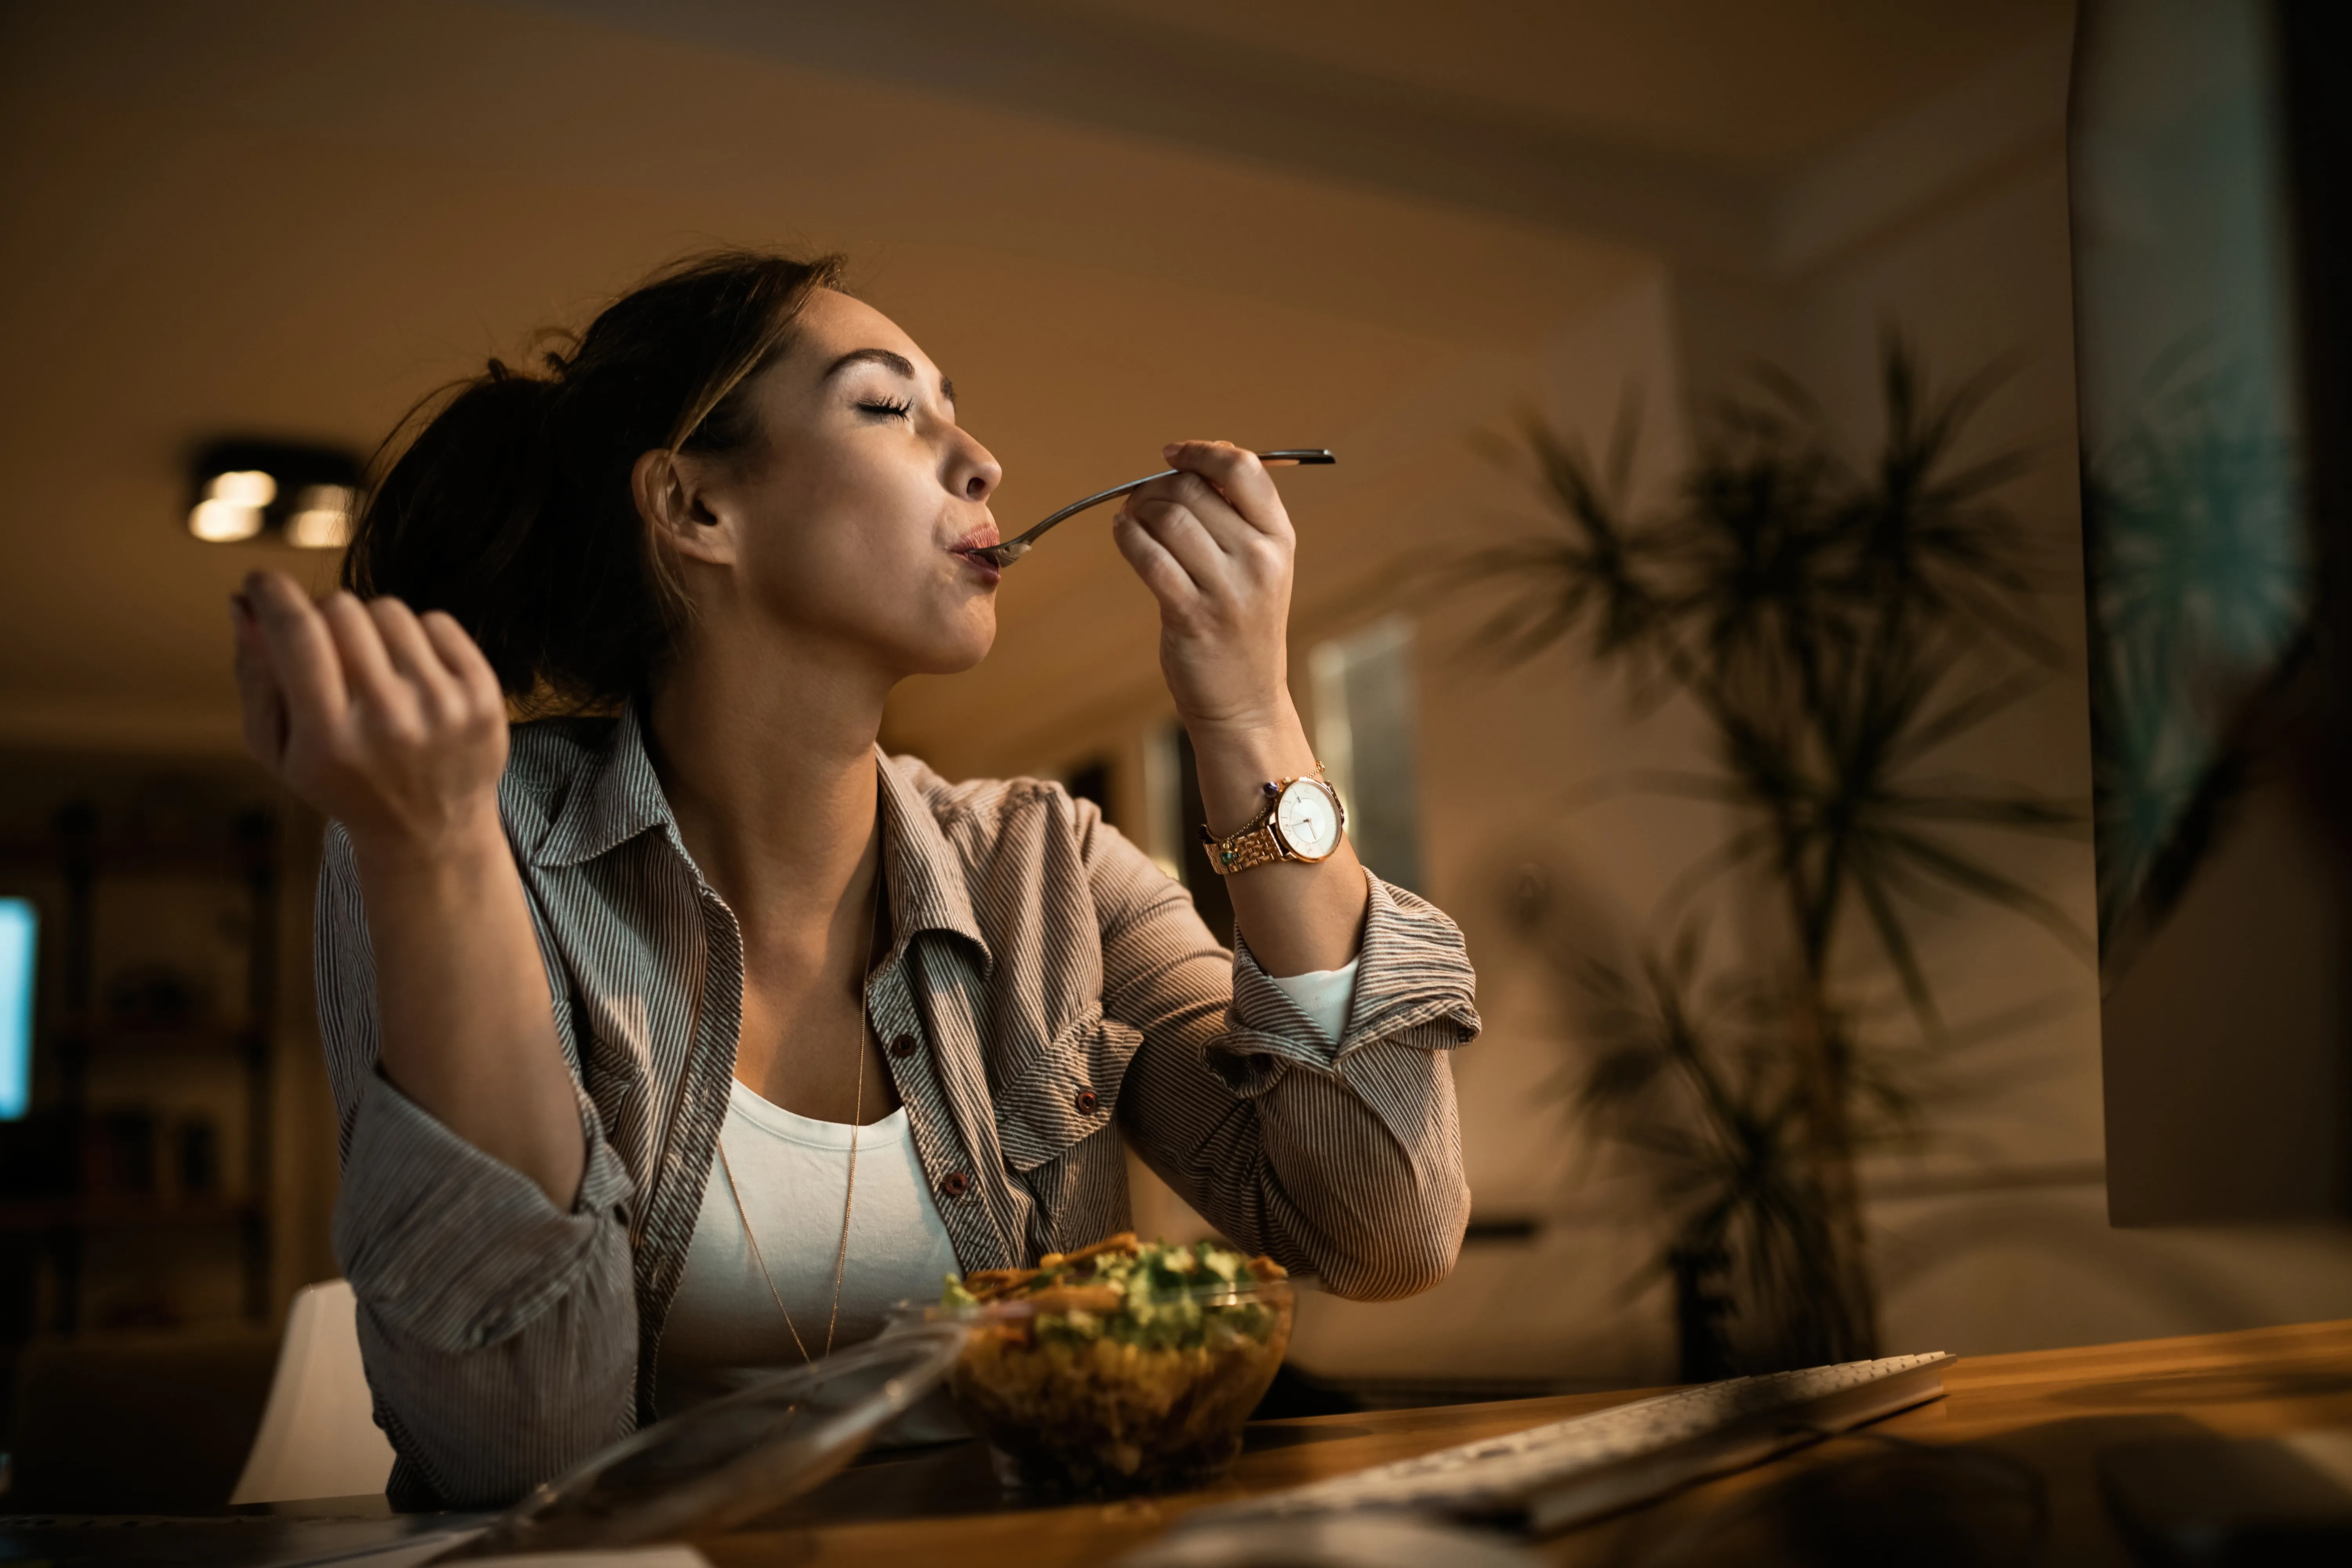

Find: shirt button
889;1033;919;1059
940;1171;969;1199
1074;1087;1099;1113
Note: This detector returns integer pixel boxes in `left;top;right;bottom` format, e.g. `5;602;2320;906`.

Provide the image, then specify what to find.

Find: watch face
1275;780;1342;860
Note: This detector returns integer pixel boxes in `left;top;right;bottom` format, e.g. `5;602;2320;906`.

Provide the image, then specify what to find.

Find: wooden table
700;1318;2352;1567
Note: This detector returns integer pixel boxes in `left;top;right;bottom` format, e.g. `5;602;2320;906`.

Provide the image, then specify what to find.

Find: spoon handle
977;448;1336;567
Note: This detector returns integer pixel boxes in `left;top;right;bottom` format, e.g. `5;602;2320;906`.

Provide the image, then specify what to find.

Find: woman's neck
645;626;892;927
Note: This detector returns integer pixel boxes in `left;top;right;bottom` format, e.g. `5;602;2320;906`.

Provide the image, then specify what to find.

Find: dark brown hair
343;249;846;709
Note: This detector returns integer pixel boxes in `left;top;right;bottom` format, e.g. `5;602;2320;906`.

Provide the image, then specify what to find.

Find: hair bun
344;248;843;709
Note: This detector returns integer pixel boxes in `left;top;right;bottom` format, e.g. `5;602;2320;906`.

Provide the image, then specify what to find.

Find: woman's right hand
237;570;583;1205
232;570;509;857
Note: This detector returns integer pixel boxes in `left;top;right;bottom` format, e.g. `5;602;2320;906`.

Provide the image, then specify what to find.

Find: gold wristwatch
1200;766;1346;875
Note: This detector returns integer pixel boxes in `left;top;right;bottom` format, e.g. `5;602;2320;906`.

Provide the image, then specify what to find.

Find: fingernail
1163;443;1180;457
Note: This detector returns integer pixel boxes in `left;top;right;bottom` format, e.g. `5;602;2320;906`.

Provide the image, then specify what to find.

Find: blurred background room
2;0;2348;1514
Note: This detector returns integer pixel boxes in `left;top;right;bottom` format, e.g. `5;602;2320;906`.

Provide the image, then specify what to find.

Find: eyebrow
824;347;955;408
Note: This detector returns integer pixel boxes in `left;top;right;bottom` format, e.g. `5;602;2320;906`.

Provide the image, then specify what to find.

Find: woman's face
666;287;1004;678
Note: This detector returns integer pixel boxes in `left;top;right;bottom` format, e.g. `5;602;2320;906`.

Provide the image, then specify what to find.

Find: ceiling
0;0;2070;760
1011;0;2067;174
527;0;2074;267
0;0;1638;756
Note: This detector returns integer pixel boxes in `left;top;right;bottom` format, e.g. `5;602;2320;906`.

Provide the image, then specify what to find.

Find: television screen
2077;0;2352;1221
0;897;34;1120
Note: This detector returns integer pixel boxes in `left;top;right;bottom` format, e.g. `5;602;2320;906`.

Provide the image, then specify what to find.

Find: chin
941;632;995;673
900;622;995;677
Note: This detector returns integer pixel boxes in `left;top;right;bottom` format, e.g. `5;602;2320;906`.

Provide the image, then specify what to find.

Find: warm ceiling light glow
189;499;265;542
186;440;359;545
203;470;278;507
286;484;357;549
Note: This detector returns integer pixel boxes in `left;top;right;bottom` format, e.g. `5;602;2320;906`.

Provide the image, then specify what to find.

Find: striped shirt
316;704;1481;1508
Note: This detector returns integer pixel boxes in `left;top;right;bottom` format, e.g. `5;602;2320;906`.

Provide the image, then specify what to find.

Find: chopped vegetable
934;1233;1293;1495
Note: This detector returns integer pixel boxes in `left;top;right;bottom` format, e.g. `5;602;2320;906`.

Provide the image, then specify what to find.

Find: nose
950;430;1002;505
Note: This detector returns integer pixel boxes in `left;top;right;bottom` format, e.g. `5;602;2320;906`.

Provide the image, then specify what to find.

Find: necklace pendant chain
719;861;883;1366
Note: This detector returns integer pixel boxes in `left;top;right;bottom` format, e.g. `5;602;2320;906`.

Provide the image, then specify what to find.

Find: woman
230;251;1479;1508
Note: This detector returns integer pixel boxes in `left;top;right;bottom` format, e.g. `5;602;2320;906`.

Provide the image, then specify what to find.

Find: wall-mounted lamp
188;440;363;549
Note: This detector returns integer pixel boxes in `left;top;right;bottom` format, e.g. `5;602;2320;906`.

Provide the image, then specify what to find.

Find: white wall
1296;20;2352;1385
1791;136;2352;1357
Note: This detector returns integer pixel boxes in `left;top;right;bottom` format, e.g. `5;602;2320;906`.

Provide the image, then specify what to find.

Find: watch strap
1201;817;1286;877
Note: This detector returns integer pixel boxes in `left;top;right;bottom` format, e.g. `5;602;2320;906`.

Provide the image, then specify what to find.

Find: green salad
933;1232;1294;1495
941;1234;1283;1351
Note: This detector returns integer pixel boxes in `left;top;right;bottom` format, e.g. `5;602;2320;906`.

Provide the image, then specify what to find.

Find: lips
949;524;1002;581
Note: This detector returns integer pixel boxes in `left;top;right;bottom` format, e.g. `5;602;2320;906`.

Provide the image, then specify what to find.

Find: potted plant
1472;343;2090;1374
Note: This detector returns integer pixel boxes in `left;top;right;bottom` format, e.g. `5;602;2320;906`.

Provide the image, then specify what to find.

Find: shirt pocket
995;1002;1143;1173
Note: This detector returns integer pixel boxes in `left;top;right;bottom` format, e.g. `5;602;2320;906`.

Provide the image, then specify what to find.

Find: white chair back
228;1279;396;1504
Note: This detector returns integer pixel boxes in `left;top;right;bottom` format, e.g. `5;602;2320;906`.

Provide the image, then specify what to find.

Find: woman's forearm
1188;701;1369;978
351;810;585;1208
1103;441;1372;975
232;573;585;1210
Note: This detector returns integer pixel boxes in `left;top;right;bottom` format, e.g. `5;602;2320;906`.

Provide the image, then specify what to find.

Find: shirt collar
526;703;991;971
526;702;673;870
874;745;992;974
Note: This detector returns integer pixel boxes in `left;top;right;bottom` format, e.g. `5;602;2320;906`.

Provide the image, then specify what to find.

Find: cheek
746;515;996;666
794;455;944;584
726;440;992;666
734;468;912;607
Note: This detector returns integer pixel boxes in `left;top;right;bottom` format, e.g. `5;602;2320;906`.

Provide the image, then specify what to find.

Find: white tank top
652;958;1358;1418
654;1077;962;1417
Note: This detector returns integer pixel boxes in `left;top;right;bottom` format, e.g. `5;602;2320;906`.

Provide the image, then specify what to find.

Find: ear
633;448;736;567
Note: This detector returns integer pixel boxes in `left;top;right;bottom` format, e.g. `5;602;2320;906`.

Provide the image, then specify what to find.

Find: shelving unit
0;799;280;1332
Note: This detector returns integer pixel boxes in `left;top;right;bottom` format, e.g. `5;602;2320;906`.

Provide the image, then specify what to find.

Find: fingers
1148;470;1259;556
230;594;289;766
1118;448;1300;737
229;578;510;845
419;610;505;709
320;590;404;716
369;597;466;723
239;573;502;760
1117;441;1298;593
1111;511;1201;612
243;571;349;740
1121;492;1230;588
1162;441;1289;539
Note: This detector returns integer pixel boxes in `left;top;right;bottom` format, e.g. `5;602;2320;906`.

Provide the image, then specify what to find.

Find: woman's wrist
1185;705;1321;838
1180;695;1368;977
348;802;512;903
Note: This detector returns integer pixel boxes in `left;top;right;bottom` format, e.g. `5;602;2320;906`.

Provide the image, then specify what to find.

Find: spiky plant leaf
1468;338;2083;1370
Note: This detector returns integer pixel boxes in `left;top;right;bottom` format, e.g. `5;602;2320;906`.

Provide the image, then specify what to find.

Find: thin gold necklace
717;867;881;1364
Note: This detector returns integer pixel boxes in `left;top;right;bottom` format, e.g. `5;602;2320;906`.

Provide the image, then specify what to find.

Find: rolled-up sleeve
336;1074;632;1353
314;824;639;1508
1095;817;1480;1301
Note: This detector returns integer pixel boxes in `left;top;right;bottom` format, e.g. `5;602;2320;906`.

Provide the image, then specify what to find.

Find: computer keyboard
1195;1351;1954;1535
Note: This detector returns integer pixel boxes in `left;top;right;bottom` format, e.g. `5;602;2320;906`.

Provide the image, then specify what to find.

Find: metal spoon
969;448;1336;569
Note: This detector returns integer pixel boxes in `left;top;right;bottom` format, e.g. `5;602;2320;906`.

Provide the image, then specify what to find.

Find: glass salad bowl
898;1234;1295;1498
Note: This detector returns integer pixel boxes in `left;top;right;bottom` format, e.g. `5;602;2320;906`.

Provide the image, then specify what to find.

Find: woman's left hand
1112;440;1365;973
1111;441;1299;738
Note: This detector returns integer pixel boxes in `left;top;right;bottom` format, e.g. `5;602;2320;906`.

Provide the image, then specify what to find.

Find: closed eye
855;396;913;421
